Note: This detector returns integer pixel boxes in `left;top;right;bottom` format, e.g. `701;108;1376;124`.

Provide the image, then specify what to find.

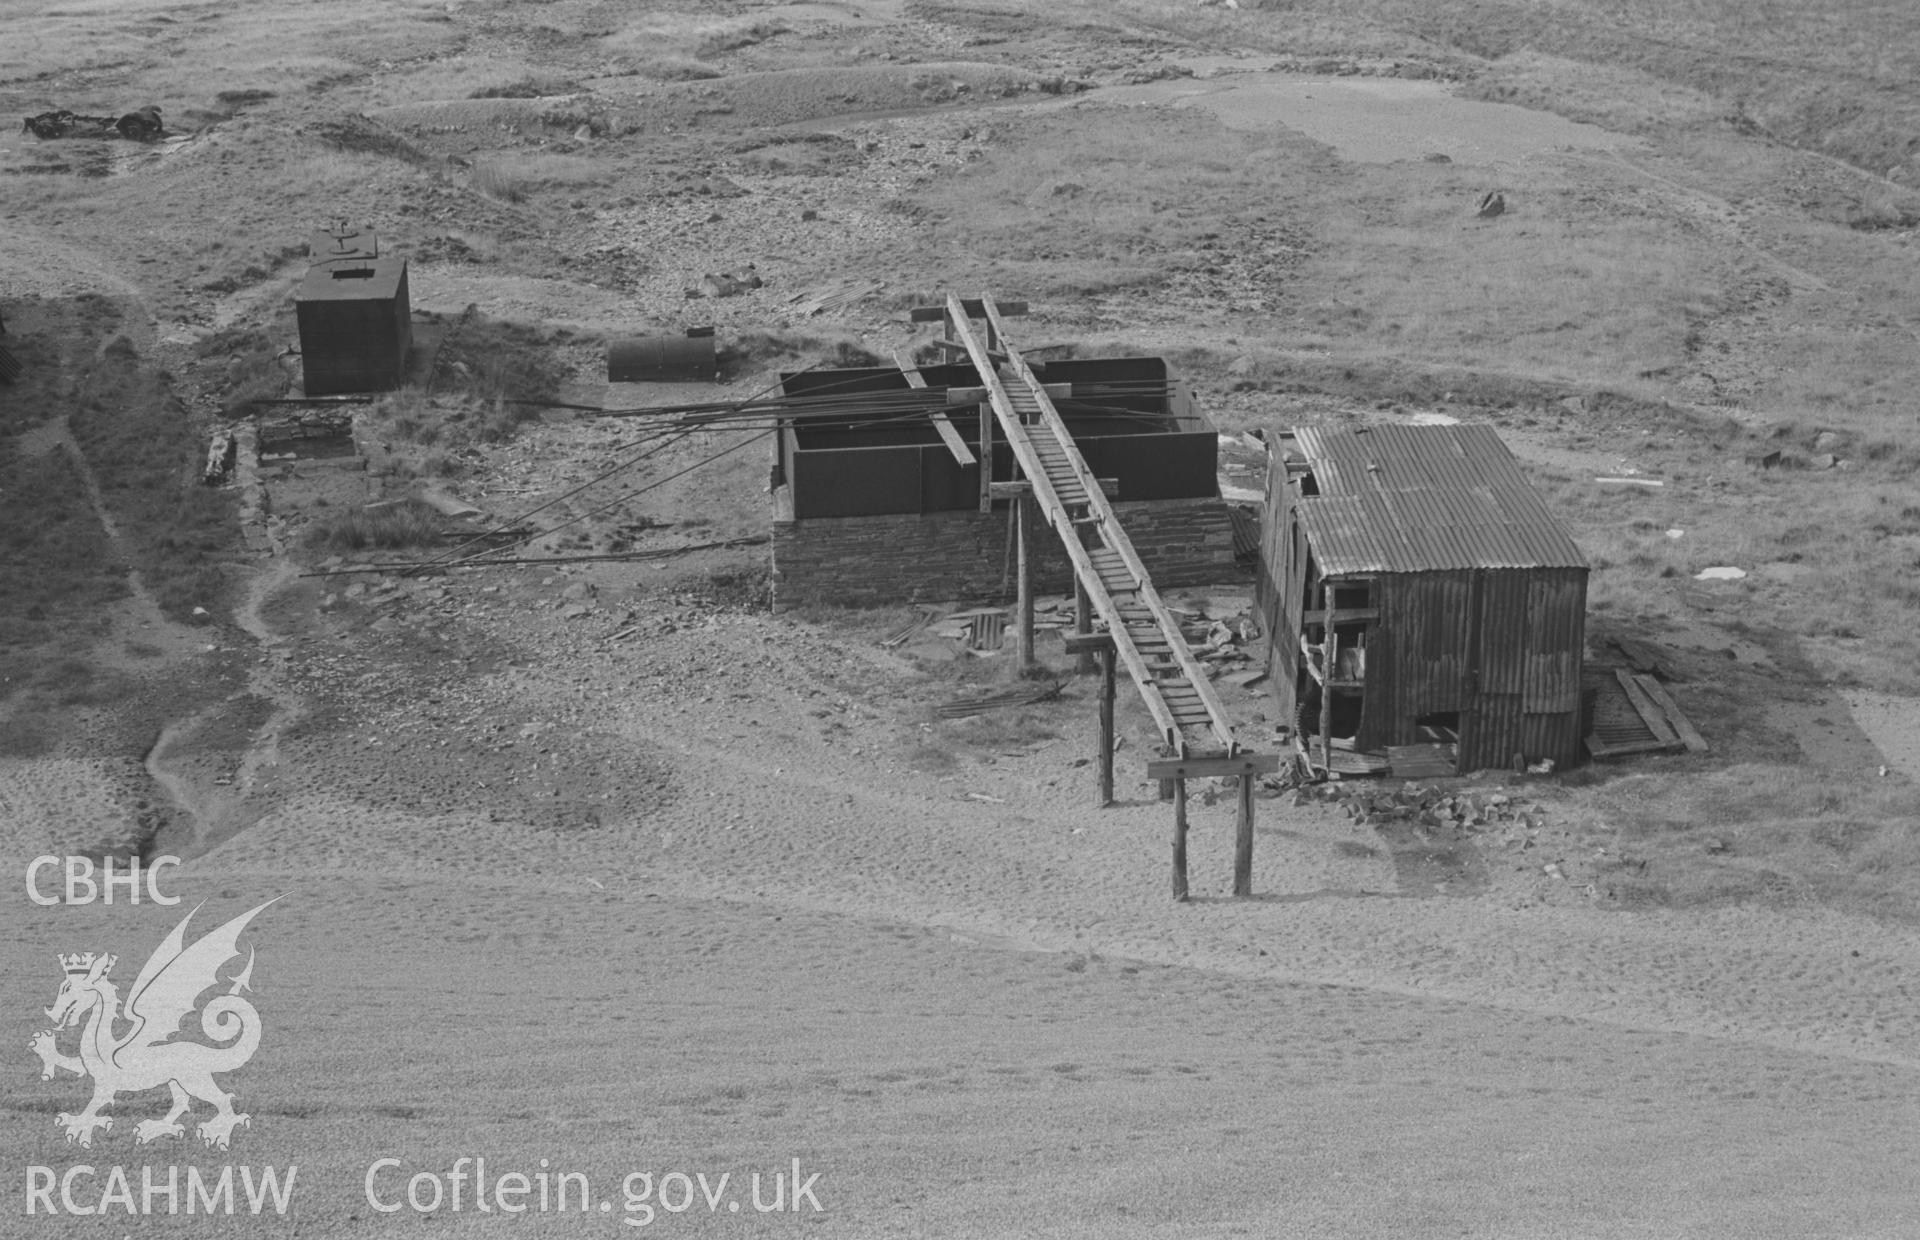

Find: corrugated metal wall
1260;547;1589;768
1363;567;1585;770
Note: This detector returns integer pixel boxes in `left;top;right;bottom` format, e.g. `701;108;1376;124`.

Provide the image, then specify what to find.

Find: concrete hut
294;228;411;396
1256;423;1590;776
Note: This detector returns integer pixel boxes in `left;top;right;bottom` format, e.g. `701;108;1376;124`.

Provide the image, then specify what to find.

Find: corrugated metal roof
1288;424;1587;574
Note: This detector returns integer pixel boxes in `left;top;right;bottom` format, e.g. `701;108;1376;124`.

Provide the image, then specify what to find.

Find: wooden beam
1585;734;1683;760
1233;775;1255;898
1063;631;1116;656
1302;607;1380;625
947;383;1071;403
928;337;1007;364
911;299;1029;322
979;397;993;513
929;413;975;467
1172;778;1190;903
990;477;1117;500
1146;753;1281;780
1615;668;1678;745
1636;675;1709;753
1074;559;1095;676
894;347;975;467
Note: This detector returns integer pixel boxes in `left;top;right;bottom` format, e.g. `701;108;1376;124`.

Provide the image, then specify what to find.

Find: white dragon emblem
29;899;276;1150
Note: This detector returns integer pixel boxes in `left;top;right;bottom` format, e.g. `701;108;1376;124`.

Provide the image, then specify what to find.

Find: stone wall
770;494;1245;611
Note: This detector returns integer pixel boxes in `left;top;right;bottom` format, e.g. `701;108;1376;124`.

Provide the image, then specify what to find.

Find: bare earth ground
5;0;1920;1235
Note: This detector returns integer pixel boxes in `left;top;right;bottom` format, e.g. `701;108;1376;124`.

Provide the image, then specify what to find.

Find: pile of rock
1299;781;1547;832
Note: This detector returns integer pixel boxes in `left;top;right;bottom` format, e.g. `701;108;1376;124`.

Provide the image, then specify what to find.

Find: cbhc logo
26;856;181;906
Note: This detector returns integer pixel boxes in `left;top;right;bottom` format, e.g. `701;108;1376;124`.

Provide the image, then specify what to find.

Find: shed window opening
1415;711;1460;744
330;267;377;280
1297;684;1364;744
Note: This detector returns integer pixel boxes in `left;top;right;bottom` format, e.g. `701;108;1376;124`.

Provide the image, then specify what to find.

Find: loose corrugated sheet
1291;424;1586;574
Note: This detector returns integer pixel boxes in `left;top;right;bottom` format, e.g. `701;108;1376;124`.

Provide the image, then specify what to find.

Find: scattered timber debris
23;106;164;141
787;278;885;318
937;608;1008;652
1585;668;1707;759
878;610;936;650
936;681;1064;719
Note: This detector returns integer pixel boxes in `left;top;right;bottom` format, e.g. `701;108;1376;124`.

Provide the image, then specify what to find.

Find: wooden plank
1325;750;1391;775
1635;675;1708;753
1611;636;1675;679
1387;743;1456;778
1585;734;1683;760
987;479;1113;500
927;411;975;466
912;299;1028;321
1614;669;1678;744
1063;632;1116;655
1301;607;1380;624
1146;753;1281;780
894;347;977;467
926;337;1006;364
892;346;927;388
949;382;1071;402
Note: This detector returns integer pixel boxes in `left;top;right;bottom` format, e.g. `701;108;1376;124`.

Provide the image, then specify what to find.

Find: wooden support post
1233;774;1255;897
1318;578;1335;775
1073;548;1094;676
1098;645;1116;807
1172;778;1190;903
1015;494;1034;671
978;401;993;513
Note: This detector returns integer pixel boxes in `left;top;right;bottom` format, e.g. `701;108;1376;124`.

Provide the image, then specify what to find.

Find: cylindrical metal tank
608;331;716;383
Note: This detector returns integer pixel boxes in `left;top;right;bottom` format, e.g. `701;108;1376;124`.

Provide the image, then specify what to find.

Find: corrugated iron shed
1290;423;1586;574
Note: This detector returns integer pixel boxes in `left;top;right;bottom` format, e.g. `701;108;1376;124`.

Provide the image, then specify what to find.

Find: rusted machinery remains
22;107;164;141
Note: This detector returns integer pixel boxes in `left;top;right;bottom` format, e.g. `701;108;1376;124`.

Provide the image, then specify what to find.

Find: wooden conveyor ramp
943;294;1240;762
